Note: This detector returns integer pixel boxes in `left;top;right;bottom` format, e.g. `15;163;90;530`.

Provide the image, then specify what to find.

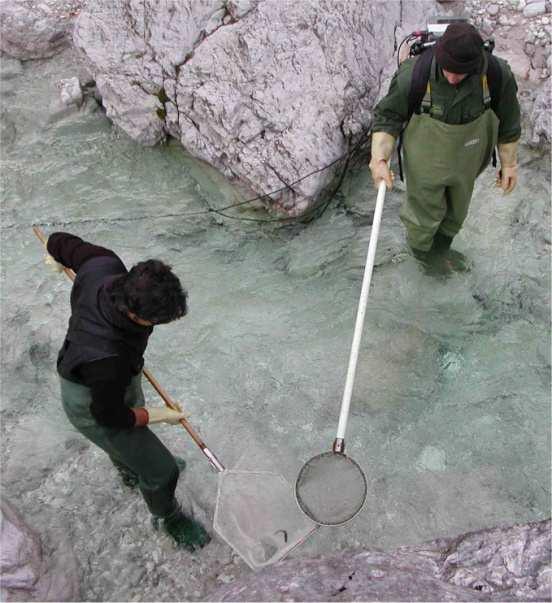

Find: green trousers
401;108;499;251
60;375;179;518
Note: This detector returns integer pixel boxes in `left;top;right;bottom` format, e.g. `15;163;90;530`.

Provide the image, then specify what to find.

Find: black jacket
48;233;152;428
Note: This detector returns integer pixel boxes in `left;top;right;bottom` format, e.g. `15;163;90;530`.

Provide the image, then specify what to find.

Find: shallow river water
1;50;550;600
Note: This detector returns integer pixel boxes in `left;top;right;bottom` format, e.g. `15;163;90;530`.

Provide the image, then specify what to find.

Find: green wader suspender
400;55;499;252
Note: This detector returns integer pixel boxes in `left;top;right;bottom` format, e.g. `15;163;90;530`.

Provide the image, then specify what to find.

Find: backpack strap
408;47;435;121
480;52;491;108
420;80;432;114
485;52;502;114
422;57;440;114
399;48;435;180
484;51;502;168
481;73;491;108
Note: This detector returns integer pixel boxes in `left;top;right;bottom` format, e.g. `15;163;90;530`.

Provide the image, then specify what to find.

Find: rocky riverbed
1;1;550;601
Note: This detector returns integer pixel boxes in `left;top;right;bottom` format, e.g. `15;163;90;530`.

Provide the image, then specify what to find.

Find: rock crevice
69;0;436;214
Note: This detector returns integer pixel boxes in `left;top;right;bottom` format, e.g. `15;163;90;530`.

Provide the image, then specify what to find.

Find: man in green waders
45;232;210;551
370;22;521;271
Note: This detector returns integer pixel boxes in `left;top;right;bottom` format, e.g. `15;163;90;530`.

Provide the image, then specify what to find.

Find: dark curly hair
109;260;188;324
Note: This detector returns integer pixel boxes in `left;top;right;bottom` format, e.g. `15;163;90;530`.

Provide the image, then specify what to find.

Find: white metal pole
336;180;387;442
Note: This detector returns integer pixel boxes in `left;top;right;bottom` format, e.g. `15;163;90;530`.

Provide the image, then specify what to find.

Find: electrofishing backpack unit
396;17;502;180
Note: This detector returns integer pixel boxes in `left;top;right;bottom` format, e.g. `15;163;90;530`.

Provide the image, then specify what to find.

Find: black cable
397;33;418;69
302;127;372;223
19;128;372;230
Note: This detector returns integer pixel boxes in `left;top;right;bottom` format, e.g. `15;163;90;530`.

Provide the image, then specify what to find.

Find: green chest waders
401;77;499;252
60;374;179;518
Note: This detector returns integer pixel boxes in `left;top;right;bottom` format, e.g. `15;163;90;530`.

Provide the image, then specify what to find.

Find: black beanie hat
435;23;484;74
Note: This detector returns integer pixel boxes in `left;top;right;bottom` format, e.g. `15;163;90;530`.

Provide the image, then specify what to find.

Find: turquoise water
1;50;550;600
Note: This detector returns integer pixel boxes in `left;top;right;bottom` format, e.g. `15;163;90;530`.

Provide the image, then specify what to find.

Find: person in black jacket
46;231;210;552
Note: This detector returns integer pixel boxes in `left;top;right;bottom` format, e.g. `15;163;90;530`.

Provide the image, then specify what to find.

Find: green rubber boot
431;232;471;272
431;231;453;251
444;248;471;273
413;239;470;278
154;504;211;552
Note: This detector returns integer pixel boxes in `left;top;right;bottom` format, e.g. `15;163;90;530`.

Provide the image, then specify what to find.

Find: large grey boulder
0;0;83;60
0;498;80;602
72;0;438;215
209;520;551;602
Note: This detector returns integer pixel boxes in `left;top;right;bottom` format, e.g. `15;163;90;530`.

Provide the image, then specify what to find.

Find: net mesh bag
213;470;317;569
295;452;367;525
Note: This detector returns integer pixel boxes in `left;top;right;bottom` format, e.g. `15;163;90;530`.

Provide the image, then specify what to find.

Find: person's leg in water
60;376;209;551
152;500;211;552
400;177;451;273
110;455;140;488
403;224;454;276
85;420;209;551
411;235;470;276
431;185;474;271
406;213;470;276
401;178;471;274
430;230;471;273
89;422;209;552
431;231;453;251
110;455;187;490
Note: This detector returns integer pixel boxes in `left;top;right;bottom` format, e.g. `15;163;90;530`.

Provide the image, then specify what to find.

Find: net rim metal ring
295;451;368;526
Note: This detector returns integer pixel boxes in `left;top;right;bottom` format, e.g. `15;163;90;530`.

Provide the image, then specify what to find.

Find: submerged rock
0;112;17;146
0;57;23;80
72;0;437;215
59;76;83;107
209;519;551;602
0;498;80;602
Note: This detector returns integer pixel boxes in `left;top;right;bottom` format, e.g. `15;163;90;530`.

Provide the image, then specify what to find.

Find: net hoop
295;451;367;526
